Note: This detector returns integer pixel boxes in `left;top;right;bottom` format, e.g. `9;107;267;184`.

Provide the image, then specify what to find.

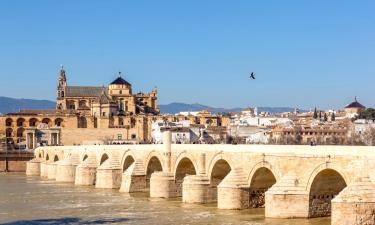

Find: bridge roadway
26;132;375;225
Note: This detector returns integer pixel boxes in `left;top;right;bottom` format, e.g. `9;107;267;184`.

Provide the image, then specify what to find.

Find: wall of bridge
29;142;375;224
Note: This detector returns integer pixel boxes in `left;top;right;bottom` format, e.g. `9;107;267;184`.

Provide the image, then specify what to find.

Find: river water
0;174;330;225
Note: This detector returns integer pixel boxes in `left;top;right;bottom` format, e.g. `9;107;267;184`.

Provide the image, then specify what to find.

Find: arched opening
55;118;63;127
46;154;50;161
53;155;59;162
41;118;52;127
16;128;25;143
83;155;88;162
100;154;109;165
249;167;277;208
29;118;39;127
175;157;196;196
16;118;25;127
79;100;87;109
5;118;13;127
6;128;13;138
123;155;135;172
146;156;163;189
38;153;42;158
210;159;231;201
308;169;347;218
67;100;75;110
78;116;87;128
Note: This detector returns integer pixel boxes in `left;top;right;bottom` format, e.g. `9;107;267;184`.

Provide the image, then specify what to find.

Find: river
0;174;330;225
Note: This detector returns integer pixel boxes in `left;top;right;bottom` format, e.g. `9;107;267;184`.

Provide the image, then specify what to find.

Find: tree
358;108;375;121
324;113;328;122
319;111;322;120
331;112;336;122
313;107;318;119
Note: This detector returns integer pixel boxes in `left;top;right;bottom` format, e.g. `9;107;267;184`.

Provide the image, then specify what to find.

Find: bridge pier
40;161;49;178
150;172;177;198
182;153;213;204
56;153;79;183
47;162;57;180
183;175;212;203
217;168;249;209
332;176;375;225
120;161;147;193
75;157;97;186
265;173;309;218
150;130;178;198
26;158;41;176
95;157;122;189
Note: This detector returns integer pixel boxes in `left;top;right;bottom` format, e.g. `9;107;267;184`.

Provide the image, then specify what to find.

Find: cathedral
0;67;161;148
0;66;230;149
56;66;159;117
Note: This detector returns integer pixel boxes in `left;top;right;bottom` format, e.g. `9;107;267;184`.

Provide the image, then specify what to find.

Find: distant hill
0;97;55;114
159;102;299;115
0;96;300;115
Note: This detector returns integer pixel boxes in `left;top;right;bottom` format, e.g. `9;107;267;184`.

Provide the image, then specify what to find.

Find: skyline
0;1;374;109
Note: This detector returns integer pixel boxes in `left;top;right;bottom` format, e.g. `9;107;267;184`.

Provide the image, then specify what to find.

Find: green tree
324;113;328;122
358;108;375;120
313;107;318;119
331;112;336;121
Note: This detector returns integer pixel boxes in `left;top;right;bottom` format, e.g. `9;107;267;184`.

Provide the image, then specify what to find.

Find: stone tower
56;65;67;110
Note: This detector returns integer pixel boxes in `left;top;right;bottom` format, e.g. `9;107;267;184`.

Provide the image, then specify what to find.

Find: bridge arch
82;154;89;162
53;155;59;162
247;162;278;208
174;154;197;196
45;153;50;162
306;164;348;218
99;153;110;166
143;151;164;173
207;153;233;202
122;155;135;172
145;153;163;189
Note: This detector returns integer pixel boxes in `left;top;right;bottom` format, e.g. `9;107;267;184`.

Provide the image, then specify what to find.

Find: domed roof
110;72;131;86
345;97;365;109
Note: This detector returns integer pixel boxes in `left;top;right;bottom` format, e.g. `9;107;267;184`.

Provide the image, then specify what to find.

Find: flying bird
249;72;256;80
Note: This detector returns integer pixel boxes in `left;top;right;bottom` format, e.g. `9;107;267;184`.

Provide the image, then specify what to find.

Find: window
117;134;122;140
102;112;106;117
131;134;136;139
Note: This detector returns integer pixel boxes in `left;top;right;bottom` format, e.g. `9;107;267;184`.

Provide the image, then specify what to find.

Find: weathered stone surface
75;156;97;186
95;156;122;189
265;173;309;218
47;163;57;180
55;153;79;183
182;175;211;204
119;161;147;193
29;144;375;221
26;158;41;176
332;176;375;225
150;172;177;198
218;168;249;209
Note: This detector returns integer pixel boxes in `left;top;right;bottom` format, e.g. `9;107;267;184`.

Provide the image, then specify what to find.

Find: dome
345;97;365;109
110;72;131;86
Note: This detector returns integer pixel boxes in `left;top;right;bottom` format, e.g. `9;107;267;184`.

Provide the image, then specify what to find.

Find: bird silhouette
249;72;256;79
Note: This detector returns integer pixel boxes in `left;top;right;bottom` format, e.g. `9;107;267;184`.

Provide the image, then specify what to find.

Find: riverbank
0;151;34;172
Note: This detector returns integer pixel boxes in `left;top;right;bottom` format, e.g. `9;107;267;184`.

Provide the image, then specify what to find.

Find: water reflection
0;174;330;225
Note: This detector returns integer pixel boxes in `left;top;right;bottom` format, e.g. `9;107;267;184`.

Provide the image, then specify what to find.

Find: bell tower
56;65;67;110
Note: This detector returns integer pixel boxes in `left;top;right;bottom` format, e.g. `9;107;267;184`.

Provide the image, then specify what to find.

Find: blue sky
0;0;374;110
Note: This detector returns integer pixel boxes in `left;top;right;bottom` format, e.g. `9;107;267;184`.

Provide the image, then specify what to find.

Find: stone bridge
26;132;375;225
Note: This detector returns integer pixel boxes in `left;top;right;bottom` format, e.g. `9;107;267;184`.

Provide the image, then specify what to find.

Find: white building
151;120;192;144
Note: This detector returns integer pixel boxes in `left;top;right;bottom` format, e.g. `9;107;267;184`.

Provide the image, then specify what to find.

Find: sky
0;0;374;110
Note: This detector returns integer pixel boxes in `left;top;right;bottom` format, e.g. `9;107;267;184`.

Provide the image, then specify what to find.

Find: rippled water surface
0;174;330;225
